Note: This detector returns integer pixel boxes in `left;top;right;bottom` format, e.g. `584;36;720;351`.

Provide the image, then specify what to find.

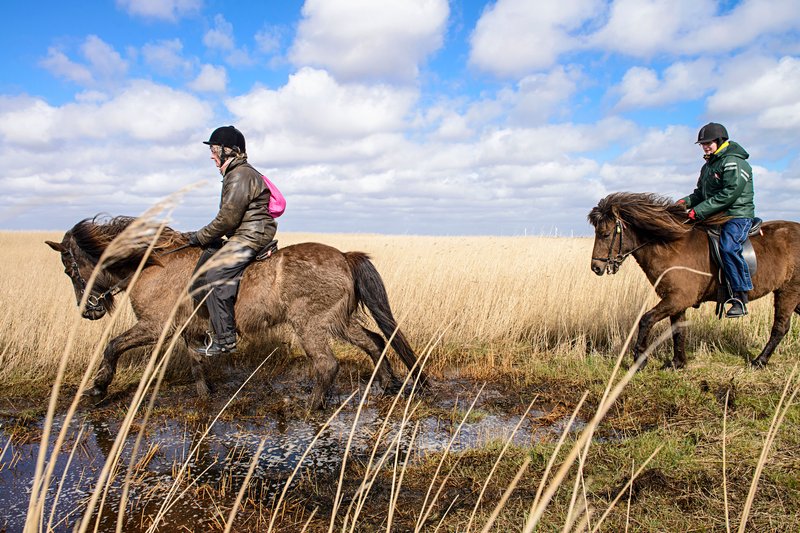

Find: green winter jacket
681;141;755;219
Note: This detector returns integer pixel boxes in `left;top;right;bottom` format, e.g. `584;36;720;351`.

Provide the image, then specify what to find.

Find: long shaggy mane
588;192;727;243
70;215;187;268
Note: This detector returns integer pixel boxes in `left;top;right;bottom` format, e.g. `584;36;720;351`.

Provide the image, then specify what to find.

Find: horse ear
45;240;66;252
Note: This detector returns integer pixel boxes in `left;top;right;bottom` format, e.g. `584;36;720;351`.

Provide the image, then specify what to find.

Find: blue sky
2;0;799;236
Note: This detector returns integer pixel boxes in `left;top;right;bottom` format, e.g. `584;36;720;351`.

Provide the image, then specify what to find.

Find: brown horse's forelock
588;192;693;243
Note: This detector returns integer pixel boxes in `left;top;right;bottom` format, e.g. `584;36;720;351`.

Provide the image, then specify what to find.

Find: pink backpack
261;175;286;218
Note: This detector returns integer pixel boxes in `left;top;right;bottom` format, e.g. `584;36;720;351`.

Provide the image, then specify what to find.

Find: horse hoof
750;358;768;369
661;360;685;371
83;386;106;398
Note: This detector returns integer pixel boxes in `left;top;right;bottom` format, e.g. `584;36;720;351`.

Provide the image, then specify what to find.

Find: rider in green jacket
679;122;756;318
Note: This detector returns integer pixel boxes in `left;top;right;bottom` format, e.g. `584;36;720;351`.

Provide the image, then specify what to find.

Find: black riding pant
190;240;256;343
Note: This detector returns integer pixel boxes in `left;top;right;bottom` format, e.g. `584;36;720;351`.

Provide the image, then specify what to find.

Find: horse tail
345;252;426;382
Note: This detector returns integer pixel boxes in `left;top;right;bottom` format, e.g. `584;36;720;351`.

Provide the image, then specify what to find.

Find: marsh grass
1;225;799;531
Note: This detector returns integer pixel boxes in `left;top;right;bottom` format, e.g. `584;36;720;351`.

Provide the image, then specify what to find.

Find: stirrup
724;298;748;318
195;331;236;357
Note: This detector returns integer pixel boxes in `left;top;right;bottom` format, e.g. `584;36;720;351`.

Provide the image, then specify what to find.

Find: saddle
255;239;279;261
706;218;762;318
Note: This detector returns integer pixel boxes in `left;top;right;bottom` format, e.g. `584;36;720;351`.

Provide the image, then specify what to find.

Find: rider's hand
186;232;200;246
687;209;696;220
676;199;686;207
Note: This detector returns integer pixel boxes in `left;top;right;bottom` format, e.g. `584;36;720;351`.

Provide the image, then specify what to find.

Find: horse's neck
632;230;709;281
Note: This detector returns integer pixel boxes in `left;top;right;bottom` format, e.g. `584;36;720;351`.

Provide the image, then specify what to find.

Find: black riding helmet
203;125;246;153
696;122;728;144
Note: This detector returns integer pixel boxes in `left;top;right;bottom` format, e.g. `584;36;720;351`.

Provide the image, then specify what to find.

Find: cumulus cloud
469;0;600;77
588;0;708;57
255;25;282;54
40;48;94;85
142;39;194;77
613;59;716;110
226;67;418;143
589;0;800;58
188;64;227;93
40;36;128;87
204;14;235;51
116;0;201;21
0;81;211;149
289;0;448;83
708;56;800;126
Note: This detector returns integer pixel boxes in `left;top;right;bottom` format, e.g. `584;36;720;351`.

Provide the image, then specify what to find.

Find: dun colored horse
589;192;800;369
46;216;425;409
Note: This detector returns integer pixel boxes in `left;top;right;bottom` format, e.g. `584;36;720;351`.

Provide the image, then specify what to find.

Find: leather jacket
196;157;277;250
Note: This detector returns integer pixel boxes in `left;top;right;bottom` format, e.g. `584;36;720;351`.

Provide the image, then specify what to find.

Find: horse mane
588;192;728;243
70;215;187;268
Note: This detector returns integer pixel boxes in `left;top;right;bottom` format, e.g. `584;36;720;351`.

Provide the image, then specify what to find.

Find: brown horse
46;216;426;409
588;192;800;369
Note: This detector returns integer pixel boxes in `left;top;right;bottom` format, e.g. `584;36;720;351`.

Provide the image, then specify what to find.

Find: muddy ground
1;349;798;532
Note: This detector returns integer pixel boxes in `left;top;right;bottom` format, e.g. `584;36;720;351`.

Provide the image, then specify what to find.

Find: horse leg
342;322;401;395
296;328;339;411
87;322;160;398
633;300;685;369
662;310;688;370
751;290;799;368
178;331;211;398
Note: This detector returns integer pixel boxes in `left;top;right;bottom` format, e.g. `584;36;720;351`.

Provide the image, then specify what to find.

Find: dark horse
589;192;800;369
46;216;426;410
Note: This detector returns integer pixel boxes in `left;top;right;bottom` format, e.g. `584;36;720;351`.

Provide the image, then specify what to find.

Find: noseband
66;247;120;313
592;219;650;274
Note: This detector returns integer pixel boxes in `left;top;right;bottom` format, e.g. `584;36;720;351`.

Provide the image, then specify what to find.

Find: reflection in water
0;399;582;531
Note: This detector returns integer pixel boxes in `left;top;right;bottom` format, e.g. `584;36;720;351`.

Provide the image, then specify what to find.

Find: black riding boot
195;332;237;357
726;291;749;318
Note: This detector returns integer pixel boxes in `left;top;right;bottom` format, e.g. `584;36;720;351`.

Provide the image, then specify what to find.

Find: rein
69;242;194;310
592;219;651;274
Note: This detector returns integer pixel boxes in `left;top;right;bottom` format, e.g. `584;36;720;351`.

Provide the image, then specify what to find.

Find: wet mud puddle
0;381;582;531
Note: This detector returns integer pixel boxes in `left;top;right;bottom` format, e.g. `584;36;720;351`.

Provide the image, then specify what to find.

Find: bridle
65;242;193;313
592;218;651;274
65;246;114;313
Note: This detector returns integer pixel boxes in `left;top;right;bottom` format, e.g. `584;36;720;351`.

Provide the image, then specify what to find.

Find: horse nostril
591;264;603;276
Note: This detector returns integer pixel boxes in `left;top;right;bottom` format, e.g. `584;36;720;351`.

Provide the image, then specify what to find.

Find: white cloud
0;81;212;149
116;0;201;21
589;0;800;58
142;39;194;76
40;47;94;85
678;0;800;55
39;36;128;87
588;0;708;57
469;0;600;77
188;64;227;93
82;36;128;80
614;59;716;110
255;25;282;54
708;56;800;128
203;14;235;51
226;68;418;142
504;66;582;124
289;0;448;83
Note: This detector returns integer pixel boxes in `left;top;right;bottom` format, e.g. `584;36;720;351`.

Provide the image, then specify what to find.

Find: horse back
236;242;357;330
751;220;800;288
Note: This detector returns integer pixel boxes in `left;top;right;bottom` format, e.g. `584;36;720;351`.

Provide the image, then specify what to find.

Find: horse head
588;192;691;276
46;232;113;320
45;216;149;320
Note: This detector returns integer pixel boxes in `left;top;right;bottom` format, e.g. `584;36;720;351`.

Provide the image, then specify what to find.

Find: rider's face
700;140;718;156
210;145;223;168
